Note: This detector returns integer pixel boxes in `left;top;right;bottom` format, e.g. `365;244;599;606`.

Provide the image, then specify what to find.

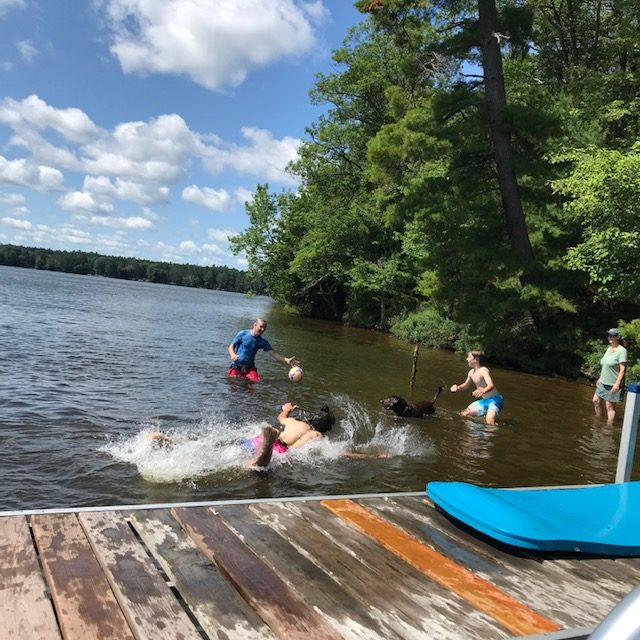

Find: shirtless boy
450;351;504;426
252;401;334;467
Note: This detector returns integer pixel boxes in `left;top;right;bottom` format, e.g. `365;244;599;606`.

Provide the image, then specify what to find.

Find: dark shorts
228;365;260;382
596;382;624;404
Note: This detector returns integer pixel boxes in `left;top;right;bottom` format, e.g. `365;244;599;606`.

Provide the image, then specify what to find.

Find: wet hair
307;404;334;433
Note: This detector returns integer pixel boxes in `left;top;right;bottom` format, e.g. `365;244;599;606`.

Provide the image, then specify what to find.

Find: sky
0;0;365;269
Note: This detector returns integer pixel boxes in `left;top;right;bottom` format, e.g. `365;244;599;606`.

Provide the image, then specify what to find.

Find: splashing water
101;395;434;484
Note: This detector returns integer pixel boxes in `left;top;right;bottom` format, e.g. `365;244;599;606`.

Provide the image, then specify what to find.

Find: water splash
101;395;434;483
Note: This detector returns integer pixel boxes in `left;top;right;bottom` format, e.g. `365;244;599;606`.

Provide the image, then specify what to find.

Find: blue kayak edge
426;481;640;556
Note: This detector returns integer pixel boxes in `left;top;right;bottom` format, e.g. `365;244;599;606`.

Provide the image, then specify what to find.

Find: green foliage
390;307;468;350
553;146;640;303
230;1;640;377
619;319;640;383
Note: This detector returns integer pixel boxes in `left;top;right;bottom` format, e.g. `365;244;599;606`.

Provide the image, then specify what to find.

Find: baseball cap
606;328;620;337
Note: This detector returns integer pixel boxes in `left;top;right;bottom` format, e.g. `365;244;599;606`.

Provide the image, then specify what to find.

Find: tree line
0;244;265;295
231;0;640;379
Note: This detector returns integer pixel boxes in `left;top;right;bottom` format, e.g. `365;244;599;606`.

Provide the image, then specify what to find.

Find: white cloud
51;225;93;244
0;0;25;15
182;184;231;212
140;207;159;222
235;187;255;205
179;239;198;253
59;191;114;214
2;216;32;229
80;114;200;183
0;155;64;191
17;40;38;63
0;95;99;143
207;227;236;242
0;191;29;216
99;0;323;90
2;217;33;231
0;191;25;206
201;242;225;255
88;214;155;230
84;175;170;205
301;1;329;21
1;96;299;198
202;126;300;183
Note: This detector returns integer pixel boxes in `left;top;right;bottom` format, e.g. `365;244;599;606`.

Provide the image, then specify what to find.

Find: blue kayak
426;481;640;556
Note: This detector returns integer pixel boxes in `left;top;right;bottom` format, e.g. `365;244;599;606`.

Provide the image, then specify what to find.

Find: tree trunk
477;0;537;284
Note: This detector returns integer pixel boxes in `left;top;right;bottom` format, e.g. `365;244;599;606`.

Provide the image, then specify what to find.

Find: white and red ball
288;366;304;383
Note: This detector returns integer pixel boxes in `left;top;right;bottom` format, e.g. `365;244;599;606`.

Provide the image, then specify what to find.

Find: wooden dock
2;492;639;639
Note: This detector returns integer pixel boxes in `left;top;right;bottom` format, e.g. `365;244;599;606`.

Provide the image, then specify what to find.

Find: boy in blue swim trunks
450;351;504;426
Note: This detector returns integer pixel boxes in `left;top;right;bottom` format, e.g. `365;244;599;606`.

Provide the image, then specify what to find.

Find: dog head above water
381;387;443;418
381;395;407;413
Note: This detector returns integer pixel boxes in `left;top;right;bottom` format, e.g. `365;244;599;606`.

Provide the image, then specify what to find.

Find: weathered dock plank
217;502;400;640
31;513;134;640
172;505;342;640
130;508;274;640
0;516;60;640
79;511;201;640
323;498;561;637
380;496;630;627
2;493;639;640
252;500;510;639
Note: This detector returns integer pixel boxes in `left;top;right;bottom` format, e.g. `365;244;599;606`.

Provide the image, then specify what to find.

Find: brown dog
381;386;444;418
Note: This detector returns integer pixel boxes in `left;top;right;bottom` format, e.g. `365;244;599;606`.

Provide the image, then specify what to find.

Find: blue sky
0;0;364;268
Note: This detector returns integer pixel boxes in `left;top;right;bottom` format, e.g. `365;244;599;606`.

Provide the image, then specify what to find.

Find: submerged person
250;401;335;468
593;328;627;424
450;351;504;426
227;318;299;382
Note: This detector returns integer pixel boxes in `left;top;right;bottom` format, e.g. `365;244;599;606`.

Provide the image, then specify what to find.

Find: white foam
100;396;434;483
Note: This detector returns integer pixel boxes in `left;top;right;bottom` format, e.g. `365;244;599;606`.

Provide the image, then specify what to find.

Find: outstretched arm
450;372;472;393
268;351;300;367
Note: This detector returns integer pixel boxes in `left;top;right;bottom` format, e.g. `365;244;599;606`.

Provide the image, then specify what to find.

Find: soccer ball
288;366;304;383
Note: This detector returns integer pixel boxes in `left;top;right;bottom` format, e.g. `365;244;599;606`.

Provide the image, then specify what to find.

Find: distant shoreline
0;243;265;296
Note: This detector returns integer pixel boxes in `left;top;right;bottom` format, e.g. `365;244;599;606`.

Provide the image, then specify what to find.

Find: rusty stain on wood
321;498;562;636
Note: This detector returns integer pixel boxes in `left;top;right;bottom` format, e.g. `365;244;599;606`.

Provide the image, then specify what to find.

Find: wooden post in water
615;383;640;483
410;344;420;391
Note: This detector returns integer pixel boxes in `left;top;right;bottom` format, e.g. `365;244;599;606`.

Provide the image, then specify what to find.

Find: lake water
1;265;635;511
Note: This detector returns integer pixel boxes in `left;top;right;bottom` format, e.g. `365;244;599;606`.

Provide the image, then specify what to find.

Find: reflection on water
1;265;638;511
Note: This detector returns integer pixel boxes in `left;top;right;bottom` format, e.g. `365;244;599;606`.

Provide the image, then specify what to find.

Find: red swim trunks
227;365;261;382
